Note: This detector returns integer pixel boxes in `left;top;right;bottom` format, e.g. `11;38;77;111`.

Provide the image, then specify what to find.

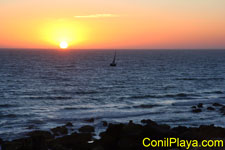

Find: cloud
74;14;119;19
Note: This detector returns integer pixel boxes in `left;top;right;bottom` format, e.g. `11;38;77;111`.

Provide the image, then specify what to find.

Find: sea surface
0;49;225;140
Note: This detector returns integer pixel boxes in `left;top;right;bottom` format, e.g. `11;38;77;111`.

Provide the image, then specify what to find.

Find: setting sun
60;41;68;49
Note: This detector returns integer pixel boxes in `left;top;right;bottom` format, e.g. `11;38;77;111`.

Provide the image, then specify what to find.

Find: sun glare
60;41;68;49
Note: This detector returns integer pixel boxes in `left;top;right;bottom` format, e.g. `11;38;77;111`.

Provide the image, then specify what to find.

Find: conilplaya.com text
143;137;224;149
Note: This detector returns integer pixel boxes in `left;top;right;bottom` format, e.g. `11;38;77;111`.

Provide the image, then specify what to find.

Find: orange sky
0;0;225;49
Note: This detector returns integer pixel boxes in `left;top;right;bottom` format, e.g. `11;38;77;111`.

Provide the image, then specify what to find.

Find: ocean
0;49;225;140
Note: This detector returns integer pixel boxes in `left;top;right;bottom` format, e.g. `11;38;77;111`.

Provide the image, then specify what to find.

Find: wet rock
142;124;174;139
141;119;158;126
26;125;37;130
102;121;108;127
117;137;138;149
49;132;93;150
192;108;202;113
191;106;197;109
31;135;48;150
46;144;68;150
197;103;203;108
28;130;53;140
51;126;68;136
0;138;3;144
98;134;117;150
207;107;215;111
92;145;104;150
3;119;225;150
122;121;143;137
198;125;225;138
159;124;171;130
98;124;125;150
172;126;188;134
85;118;94;123
13;131;52;150
79;125;95;133
65;122;73;127
3;138;32;150
213;103;224;107
100;123;124;138
0;138;3;150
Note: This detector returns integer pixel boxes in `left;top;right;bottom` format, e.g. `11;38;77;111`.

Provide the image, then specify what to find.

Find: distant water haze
0;49;225;140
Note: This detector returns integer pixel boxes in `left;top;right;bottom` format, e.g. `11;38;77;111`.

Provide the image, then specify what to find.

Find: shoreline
1;119;225;150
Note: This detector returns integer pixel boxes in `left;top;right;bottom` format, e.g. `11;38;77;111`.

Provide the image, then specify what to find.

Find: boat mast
112;50;116;64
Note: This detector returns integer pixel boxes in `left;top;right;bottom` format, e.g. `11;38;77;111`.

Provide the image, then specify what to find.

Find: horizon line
0;48;225;51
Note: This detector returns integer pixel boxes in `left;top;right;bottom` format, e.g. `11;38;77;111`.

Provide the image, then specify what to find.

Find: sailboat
110;51;117;67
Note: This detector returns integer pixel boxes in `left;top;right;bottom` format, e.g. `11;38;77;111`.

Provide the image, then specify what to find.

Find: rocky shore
1;119;225;150
191;102;225;115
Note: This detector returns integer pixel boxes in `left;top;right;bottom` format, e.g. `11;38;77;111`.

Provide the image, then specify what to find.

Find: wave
123;93;199;100
101;111;164;119
0;104;15;108
75;91;99;95
129;95;158;99
64;107;91;110
27;119;45;124
203;91;224;94
0;114;17;118
0;113;33;119
133;104;160;109
172;98;225;106
28;96;72;100
175;77;224;81
165;93;190;97
118;106;132;109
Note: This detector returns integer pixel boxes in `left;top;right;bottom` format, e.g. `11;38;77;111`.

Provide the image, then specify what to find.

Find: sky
0;0;225;49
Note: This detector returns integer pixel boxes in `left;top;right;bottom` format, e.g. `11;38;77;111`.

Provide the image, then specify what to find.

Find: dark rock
142;123;174;139
197;103;203;108
102;121;108;127
172;126;188;134
0;138;3;144
10;131;52;150
98;123;126;150
85;118;94;123
117;137;138;149
28;130;53;140
3;138;32;150
3;119;225;150
93;145;104;150
79;125;95;133
159;124;171;130
0;138;3;149
213;103;224;107
122;122;142;137
129;120;133;124
192;108;202;113
198;125;225;138
51;126;68;136
207;107;215;111
31;135;48;150
65;122;73;127
141;119;158;126
49;132;93;150
210;124;215;127
191;106;197;109
100;123;124;138
98;134;117;150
